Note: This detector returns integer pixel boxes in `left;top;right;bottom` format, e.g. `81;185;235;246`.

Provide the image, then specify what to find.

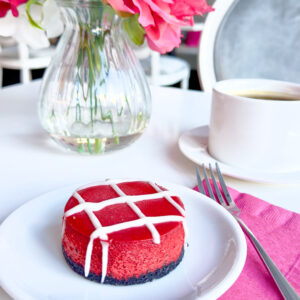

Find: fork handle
235;216;300;300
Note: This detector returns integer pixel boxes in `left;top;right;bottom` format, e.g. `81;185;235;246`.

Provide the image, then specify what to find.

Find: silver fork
196;163;300;300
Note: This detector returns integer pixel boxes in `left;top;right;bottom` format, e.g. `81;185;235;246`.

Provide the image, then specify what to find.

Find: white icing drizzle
149;182;186;216
85;236;95;277
108;182;160;243
149;181;188;243
90;215;184;237
63;179;186;283
101;241;109;282
73;191;109;283
73;179;147;192
64;191;178;219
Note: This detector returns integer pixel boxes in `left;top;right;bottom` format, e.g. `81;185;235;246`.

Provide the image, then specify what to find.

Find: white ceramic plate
179;126;300;184
0;182;246;300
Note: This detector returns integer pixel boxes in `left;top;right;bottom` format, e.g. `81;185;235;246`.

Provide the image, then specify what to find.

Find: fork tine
195;165;206;195
215;162;233;204
201;164;216;200
208;163;226;205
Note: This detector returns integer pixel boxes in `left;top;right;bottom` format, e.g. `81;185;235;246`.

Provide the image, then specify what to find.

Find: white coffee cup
208;79;300;172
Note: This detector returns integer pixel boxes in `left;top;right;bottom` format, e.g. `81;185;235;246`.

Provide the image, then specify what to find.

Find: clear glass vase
39;0;151;154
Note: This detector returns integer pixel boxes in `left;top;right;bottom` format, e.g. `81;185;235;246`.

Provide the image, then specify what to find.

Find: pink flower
107;0;213;53
0;0;27;17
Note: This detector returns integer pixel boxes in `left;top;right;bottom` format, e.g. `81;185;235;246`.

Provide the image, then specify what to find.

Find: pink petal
171;0;214;18
109;0;213;53
10;4;19;16
133;0;155;27
0;2;10;17
0;0;27;18
143;0;184;25
145;16;181;53
106;0;135;14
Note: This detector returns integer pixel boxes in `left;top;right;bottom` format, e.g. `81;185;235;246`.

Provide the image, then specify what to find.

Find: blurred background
0;0;215;90
4;0;298;91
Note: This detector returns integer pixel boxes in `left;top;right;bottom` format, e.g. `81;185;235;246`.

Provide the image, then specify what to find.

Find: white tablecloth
0;80;299;299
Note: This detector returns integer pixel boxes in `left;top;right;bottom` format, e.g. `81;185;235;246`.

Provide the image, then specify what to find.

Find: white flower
0;0;63;49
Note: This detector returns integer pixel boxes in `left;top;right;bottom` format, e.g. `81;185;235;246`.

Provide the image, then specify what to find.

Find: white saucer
0;182;246;300
178;126;300;184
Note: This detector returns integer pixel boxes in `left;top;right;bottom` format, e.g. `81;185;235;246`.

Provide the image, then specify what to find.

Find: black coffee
231;90;300;101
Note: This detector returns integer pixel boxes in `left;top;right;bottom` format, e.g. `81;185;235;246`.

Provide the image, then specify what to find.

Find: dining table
0;80;300;299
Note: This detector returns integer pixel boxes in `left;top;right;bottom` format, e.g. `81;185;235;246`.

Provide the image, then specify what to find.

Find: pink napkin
193;183;300;299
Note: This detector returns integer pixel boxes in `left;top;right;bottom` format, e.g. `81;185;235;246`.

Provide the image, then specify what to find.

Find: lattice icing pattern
62;179;186;283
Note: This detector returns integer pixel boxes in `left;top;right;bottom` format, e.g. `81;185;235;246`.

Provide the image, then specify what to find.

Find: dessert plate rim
0;181;247;300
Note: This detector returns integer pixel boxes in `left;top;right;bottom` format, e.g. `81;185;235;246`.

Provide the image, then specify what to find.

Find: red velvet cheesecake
62;179;186;285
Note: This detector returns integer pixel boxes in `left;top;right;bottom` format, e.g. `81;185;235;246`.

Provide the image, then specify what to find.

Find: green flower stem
87;138;93;153
94;93;98;116
78;142;84;153
94;138;101;153
96;94;119;145
125;96;132;114
73;6;122;152
26;0;44;30
89;30;101;75
89;79;94;127
96;34;104;51
87;46;96;83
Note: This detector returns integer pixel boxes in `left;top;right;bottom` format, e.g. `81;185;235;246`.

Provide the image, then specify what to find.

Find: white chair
135;40;191;89
0;37;16;86
198;0;300;92
0;37;55;87
197;0;235;92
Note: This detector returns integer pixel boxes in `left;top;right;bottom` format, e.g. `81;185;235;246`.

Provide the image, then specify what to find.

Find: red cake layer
62;180;185;282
